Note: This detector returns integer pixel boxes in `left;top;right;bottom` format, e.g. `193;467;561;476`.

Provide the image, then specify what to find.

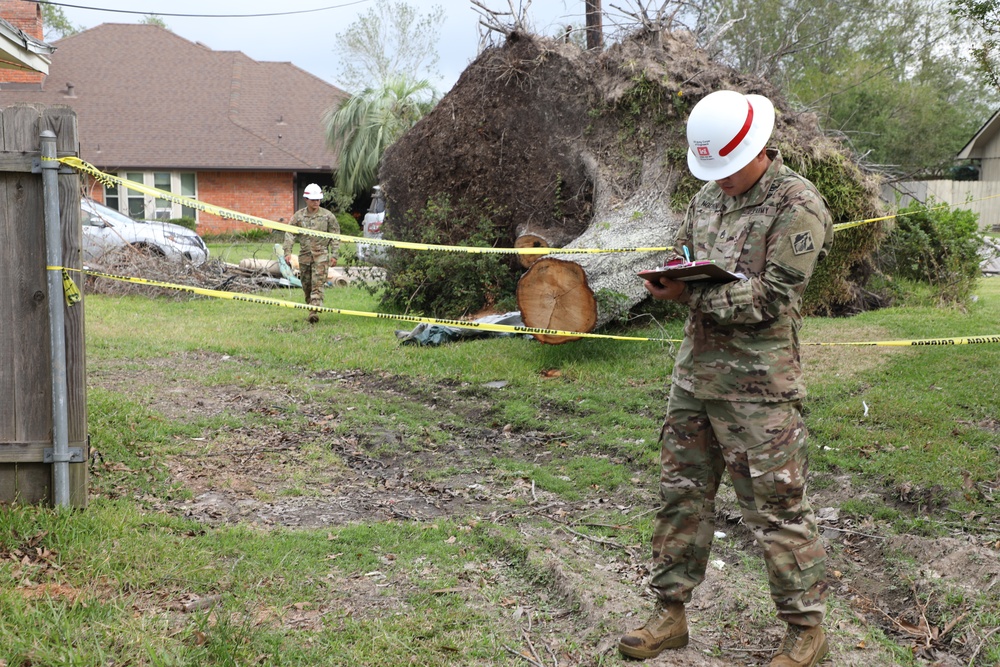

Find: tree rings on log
514;233;550;268
516;257;597;344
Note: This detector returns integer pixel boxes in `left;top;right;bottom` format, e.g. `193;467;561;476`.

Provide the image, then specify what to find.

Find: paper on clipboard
637;260;743;284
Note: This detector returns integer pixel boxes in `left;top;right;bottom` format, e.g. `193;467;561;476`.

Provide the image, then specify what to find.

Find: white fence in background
885;181;1000;231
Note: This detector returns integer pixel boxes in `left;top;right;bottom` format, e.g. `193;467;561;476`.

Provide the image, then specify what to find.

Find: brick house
0;1;348;235
0;3;52;74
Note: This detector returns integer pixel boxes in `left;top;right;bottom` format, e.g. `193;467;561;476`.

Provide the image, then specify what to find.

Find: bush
376;196;517;317
168;217;197;232
783;149;890;316
337;212;361;237
878;198;982;305
201;228;276;243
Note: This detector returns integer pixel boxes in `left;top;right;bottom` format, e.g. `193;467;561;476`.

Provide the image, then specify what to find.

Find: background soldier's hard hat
686;90;775;181
303;183;323;200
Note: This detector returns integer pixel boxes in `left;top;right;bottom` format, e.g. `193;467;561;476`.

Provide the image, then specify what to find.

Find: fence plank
2;105;52;445
0;108;15;442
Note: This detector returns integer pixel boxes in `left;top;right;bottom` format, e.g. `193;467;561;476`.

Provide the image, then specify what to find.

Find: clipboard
637;260;743;284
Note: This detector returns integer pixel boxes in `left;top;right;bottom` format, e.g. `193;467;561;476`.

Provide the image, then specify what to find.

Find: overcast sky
54;1;596;94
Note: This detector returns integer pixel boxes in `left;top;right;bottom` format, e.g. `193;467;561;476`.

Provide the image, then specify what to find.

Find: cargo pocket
745;417;807;516
765;537;827;593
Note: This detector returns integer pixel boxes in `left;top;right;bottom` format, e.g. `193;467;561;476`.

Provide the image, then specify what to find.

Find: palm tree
324;77;437;197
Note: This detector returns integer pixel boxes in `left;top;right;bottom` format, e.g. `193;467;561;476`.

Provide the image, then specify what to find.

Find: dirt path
89;352;999;666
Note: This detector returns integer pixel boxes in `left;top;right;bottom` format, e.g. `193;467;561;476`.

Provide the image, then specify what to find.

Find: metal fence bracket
43;447;84;463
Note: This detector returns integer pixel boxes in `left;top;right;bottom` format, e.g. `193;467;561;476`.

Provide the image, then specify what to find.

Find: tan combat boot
308;311;319;324
769;624;828;667
618;602;688;659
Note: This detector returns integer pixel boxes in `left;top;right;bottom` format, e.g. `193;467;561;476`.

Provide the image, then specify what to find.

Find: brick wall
195;171;295;236
82;170;295;236
0;0;44;85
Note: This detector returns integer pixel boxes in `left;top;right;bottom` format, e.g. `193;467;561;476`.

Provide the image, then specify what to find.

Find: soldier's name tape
54;156;988;256
59;266;1000;347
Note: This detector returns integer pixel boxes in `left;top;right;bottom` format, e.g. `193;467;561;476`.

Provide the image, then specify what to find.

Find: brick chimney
0;0;45;85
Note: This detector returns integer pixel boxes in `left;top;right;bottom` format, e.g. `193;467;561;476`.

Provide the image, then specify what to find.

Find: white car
81;199;209;266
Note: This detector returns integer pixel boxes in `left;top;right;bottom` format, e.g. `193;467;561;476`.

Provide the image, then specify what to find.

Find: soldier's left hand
644;277;688;301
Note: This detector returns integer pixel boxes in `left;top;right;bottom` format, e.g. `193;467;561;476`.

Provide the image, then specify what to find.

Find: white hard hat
686;91;775;180
303;183;323;200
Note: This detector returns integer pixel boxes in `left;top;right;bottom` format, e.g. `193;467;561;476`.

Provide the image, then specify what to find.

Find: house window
126;172;145;218
103;171;198;222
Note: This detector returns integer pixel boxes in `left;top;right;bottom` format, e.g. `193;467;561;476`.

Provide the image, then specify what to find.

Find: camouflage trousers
648;384;827;627
299;253;330;310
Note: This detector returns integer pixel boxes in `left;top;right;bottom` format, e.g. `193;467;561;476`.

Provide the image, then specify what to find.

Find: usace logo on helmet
686;90;775;181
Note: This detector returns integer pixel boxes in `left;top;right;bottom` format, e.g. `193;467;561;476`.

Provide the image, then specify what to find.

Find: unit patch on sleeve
791;230;816;255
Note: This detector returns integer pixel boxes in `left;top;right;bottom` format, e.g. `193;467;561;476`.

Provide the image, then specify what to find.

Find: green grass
0;503;537;666
4;263;1000;665
805;279;1000;507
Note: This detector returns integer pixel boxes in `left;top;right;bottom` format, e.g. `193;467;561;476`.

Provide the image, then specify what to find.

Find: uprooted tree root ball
379;29;887;323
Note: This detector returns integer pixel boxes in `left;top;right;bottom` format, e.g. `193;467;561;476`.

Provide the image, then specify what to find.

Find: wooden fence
0;103;88;507
886;180;1000;231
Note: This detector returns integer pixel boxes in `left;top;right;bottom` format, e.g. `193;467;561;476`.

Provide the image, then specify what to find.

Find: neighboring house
0;5;53;74
957;108;1000;182
0;2;348;235
887;108;1000;231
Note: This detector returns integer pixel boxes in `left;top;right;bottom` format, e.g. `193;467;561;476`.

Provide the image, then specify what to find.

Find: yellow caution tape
73;267;681;342
47;265;83;306
808;335;1000;347
61;268;82;306
56;157;672;257
62;266;1000;347
52;156;1000;257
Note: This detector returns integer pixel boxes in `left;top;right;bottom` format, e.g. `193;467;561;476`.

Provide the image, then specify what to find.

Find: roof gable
0;23;347;171
958;107;1000;160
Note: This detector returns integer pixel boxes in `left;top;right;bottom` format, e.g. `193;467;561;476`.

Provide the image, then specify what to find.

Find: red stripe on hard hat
718;100;754;157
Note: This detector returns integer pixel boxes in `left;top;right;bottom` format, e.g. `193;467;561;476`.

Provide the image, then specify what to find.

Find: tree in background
333;0;445;93
41;5;81;40
139;15;169;29
694;0;997;178
952;0;1000;90
324;77;437;197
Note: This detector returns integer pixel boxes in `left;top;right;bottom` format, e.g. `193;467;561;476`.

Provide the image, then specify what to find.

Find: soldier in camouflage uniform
619;91;833;667
283;183;340;323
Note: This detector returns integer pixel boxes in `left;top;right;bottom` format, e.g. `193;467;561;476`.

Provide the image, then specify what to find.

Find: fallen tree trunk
516;172;680;343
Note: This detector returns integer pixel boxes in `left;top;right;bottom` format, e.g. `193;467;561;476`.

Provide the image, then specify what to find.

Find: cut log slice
516;258;597;344
514;233;550;268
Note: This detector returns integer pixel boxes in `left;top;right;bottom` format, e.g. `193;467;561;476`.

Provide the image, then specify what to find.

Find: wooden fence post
0;103;88;507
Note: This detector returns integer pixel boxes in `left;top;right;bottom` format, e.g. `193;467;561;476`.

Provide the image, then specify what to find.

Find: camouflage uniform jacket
671;150;833;402
282;206;340;260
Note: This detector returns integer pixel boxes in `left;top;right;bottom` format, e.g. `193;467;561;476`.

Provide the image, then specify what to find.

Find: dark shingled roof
0;23;347;172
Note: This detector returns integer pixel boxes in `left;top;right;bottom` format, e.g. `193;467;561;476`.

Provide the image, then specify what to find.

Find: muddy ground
88;351;1000;666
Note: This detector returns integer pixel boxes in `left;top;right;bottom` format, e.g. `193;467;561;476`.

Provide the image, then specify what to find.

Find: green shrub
337;212;361;237
202;228;276;243
168;216;197;231
783;149;890;316
878;198;982;305
377;196;517;317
